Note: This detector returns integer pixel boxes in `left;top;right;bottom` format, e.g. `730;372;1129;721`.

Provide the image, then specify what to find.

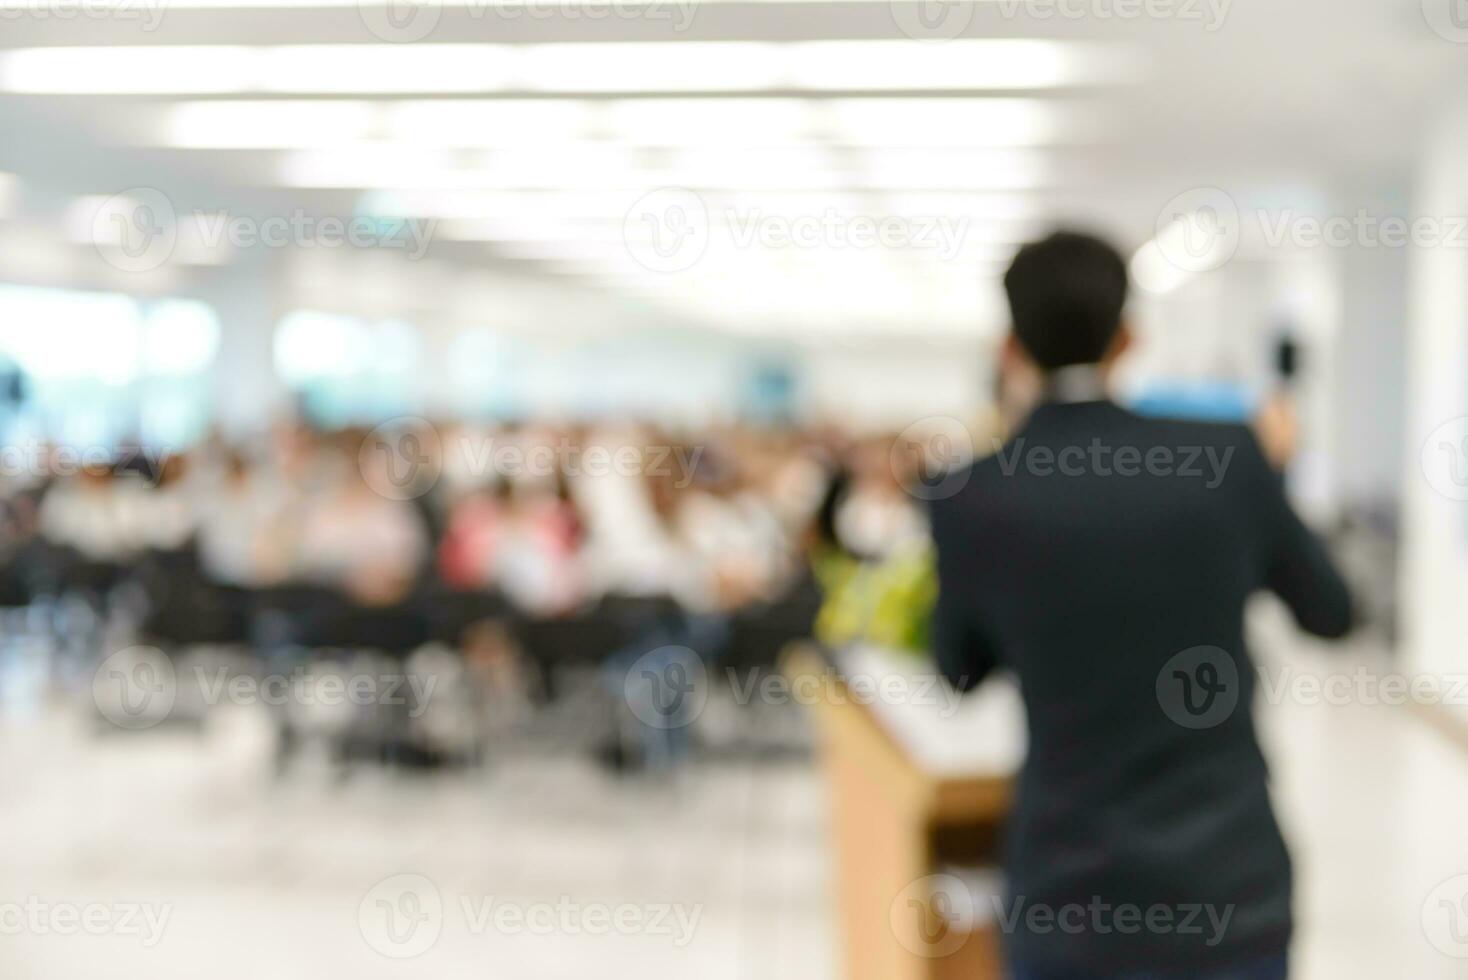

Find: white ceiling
0;0;1463;337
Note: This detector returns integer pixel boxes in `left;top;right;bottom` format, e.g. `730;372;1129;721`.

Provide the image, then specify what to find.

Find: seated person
438;481;512;592
197;452;299;588
296;448;429;607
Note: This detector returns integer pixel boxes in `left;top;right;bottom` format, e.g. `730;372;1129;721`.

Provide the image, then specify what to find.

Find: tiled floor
2;616;1467;979
1254;614;1468;979
0;700;835;980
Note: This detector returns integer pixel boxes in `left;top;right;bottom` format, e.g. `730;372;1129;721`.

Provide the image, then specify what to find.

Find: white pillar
196;258;288;438
1328;236;1409;509
1401;97;1468;683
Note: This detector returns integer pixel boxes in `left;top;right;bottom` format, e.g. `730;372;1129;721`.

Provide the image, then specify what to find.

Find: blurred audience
3;400;1318;636
0;398;1357;777
9;418;846;617
297;439;429;606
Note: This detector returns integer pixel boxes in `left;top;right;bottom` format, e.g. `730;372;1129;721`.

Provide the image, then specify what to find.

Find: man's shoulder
1116;410;1258;444
930;410;1269;506
1112;412;1273;480
1099;411;1267;460
992;404;1268;460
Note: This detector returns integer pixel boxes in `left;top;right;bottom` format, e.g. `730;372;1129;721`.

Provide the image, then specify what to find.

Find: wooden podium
787;644;1021;980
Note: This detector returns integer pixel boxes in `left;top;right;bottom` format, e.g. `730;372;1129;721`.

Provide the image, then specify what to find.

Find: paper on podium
835;645;1027;778
939;867;1008;932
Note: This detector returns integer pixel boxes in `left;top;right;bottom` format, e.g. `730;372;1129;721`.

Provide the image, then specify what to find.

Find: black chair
418;582;511;648
724;571;822;673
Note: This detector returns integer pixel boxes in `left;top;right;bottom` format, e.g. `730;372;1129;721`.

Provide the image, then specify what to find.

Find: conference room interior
2;1;1468;978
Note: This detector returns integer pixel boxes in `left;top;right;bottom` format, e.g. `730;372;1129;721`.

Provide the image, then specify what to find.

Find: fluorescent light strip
882;192;1041;222
861;147;1053;189
277;144;1050;191
556;98;820;145
167;100;381;147
365;187;1044;227
0;41;1130;95
162;100;604;148
164;0;940;6
790;40;1090;90
822;98;1072;146
363;188;652;221
160;98;1074;149
280;146;657;191
388;100;597;145
519;43;785;93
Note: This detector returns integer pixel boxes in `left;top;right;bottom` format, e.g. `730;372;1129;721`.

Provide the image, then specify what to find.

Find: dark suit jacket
928;399;1352;971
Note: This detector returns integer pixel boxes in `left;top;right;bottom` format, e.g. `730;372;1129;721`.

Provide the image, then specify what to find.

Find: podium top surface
827;645;1027;780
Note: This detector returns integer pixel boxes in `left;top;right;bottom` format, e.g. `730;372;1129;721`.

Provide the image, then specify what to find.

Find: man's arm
1240;430;1354;638
928;493;1001;692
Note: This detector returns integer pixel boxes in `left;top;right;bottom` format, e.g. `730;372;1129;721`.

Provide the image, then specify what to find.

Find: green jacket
811;539;936;656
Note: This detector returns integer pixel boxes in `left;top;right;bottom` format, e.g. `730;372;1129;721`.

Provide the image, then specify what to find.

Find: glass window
274;311;422;424
0;286;222;450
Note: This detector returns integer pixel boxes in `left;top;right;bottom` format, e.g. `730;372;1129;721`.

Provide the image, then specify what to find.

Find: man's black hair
1003;230;1129;370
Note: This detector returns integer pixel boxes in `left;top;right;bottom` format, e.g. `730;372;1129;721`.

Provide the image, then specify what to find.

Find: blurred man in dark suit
929;231;1353;980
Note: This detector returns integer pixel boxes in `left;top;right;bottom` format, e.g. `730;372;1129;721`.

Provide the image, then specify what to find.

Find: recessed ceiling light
165;100;380;148
0;41;1133;96
158;97;1082;151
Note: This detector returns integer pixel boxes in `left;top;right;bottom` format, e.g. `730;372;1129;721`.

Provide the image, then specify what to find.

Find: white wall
800;339;988;432
1329;236;1409;507
1401;97;1468;684
196;257;287;438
